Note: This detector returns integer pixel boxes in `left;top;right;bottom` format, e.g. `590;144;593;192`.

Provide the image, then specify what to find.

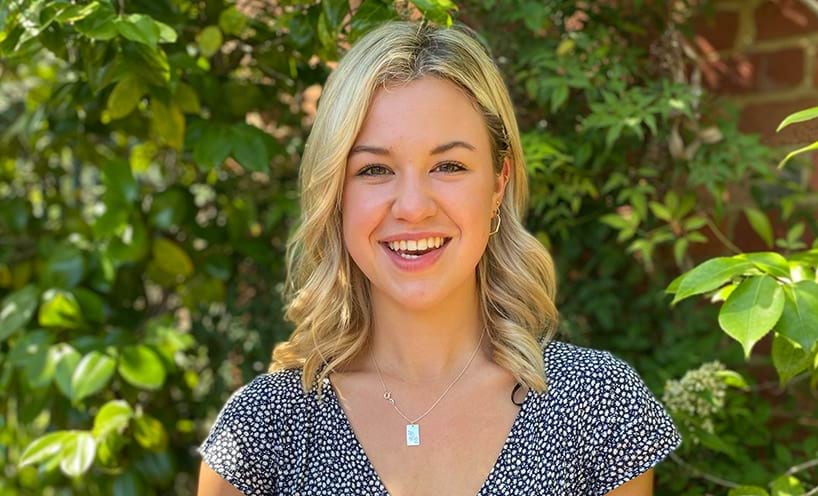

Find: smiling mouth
381;238;452;258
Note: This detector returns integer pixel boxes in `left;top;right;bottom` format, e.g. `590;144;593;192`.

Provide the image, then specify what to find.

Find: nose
391;170;437;223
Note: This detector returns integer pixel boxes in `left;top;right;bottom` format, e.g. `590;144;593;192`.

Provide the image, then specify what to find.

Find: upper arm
197;461;245;496
586;352;680;495
604;468;654;496
198;375;282;495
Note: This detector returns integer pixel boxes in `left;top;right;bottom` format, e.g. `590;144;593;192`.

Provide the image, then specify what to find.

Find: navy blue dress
199;340;681;495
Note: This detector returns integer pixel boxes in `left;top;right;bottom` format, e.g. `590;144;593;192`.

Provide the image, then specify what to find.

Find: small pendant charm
406;424;420;446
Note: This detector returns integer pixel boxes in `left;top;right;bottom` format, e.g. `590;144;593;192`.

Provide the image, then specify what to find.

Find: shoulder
198;368;311;495
542;339;642;389
209;369;306;421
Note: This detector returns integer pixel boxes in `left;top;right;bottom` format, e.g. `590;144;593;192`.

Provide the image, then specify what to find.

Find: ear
492;157;511;208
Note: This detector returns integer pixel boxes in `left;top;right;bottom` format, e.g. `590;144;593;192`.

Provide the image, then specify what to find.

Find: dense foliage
0;0;816;494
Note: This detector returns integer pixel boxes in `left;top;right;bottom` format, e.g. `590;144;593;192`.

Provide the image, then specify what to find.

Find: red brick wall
694;0;818;150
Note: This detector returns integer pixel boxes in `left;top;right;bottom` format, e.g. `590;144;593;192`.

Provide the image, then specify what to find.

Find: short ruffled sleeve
586;352;681;495
198;375;280;496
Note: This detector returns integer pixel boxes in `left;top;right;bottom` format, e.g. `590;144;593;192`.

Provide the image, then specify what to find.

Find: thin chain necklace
369;327;486;447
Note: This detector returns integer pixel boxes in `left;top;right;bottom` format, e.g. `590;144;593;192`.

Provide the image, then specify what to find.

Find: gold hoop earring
489;211;501;236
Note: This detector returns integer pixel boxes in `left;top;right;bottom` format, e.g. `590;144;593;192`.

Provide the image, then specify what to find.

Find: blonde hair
271;20;558;397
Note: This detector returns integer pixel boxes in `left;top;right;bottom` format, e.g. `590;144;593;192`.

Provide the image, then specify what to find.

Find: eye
357;164;391;176
435;161;467;173
355;161;466;177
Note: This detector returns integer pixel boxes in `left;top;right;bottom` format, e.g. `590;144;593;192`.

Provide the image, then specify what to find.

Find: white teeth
387;237;446;252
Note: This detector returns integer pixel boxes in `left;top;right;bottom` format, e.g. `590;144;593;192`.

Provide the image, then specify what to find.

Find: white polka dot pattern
199;341;681;495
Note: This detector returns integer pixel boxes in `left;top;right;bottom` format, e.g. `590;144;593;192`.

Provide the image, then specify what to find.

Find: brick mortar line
728;87;818;106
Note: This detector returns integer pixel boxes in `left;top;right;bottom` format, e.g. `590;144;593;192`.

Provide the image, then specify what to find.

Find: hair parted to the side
270;20;559;398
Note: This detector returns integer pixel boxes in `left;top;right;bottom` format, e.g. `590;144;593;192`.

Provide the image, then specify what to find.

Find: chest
325;372;525;496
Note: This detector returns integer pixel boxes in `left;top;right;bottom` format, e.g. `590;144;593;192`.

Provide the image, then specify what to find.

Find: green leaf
411;0;457;25
24;342;59;388
9;329;53;367
718;275;785;358
744;208;773;248
93;400;134;439
73;287;106;324
771;333;811;386
20;431;71;467
113;471;144;496
230;124;270;172
734;252;790;280
118;345;166;390
776;280;818;351
715;369;750;390
74;3;118;40
777;105;818;132
107;76;145;120
56;2;101;23
649;201;672;222
152;238;193;278
54;345;81;399
0;285;39;342
60;431;96;477
197;25;223;57
155;20;177;43
192;123;232;170
130;141;157;173
133;414;168;450
38;289;83;329
322;0;349;31
778;140;818;169
728;487;769;496
174;83;200;114
151;99;185;150
71;351;116;401
42;245;86;288
673;238;688;267
671;258;754;304
102;159;138;206
116;14;160;47
148;187;191;230
770;474;805;496
218;6;247;35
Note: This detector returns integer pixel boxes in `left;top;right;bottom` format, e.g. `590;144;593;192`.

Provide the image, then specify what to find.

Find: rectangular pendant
406;424;420;446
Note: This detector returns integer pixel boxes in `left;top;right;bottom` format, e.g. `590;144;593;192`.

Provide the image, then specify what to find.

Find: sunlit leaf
776;281;818;351
0;285;39;342
60;431;96;477
71;351;116;401
20;431;71;467
718;275;785;358
744;208;773;248
38;289;83;329
671;258;754;304
118;345;166;390
93;400;134;438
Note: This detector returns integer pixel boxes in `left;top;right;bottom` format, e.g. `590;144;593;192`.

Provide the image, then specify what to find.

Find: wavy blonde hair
271;20;558;397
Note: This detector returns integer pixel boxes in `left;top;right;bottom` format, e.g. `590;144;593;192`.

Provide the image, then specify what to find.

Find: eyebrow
348;140;476;157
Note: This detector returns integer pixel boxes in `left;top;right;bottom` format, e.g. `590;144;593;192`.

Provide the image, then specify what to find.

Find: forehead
351;76;491;152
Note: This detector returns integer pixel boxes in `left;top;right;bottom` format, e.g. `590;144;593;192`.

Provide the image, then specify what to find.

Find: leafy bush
1;0;816;494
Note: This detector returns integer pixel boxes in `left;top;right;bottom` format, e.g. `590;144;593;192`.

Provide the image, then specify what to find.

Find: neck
366;280;490;384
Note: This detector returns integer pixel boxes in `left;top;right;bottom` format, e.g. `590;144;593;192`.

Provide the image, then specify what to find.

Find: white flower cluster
662;361;728;441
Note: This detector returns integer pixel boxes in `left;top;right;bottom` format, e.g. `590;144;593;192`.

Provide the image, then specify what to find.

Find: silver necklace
369;327;486;447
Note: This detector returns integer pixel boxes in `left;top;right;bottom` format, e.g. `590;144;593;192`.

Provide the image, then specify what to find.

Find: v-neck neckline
322;376;533;496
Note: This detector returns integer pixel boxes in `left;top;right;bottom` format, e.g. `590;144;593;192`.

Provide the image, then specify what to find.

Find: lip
379;232;451;243
380;238;451;272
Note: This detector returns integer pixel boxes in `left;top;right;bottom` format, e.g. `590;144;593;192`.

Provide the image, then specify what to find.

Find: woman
198;20;680;496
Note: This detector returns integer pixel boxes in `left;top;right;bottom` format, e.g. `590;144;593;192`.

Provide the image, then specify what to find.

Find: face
341;76;509;311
